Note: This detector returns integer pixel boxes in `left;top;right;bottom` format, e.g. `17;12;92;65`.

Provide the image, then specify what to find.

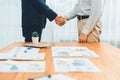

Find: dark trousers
22;25;43;42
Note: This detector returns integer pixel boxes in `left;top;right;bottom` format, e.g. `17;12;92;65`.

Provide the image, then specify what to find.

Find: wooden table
0;42;120;80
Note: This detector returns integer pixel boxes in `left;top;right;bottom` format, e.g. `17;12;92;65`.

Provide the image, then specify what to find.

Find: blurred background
0;0;120;48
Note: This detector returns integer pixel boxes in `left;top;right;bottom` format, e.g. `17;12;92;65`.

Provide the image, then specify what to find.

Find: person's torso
22;0;46;27
77;0;91;16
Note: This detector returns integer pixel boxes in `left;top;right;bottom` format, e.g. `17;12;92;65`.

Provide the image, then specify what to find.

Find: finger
56;21;64;26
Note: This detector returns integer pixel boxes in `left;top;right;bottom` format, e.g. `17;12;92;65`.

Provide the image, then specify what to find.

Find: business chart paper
53;58;100;72
52;51;98;58
0;60;46;72
0;47;45;60
52;46;89;51
52;46;98;58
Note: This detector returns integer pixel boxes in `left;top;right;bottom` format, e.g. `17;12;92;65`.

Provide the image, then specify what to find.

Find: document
0;53;7;59
52;51;98;58
3;47;45;60
53;58;100;72
0;60;13;71
0;60;46;72
52;46;98;58
52;46;89;51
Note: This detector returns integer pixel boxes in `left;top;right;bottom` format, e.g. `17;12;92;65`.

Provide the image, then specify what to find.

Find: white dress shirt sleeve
81;0;103;35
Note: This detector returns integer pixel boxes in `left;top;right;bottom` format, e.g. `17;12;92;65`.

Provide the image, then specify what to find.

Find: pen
48;75;51;78
28;75;51;80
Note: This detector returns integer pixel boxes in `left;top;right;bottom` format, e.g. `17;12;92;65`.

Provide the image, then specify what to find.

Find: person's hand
55;16;66;26
62;16;67;22
79;33;88;43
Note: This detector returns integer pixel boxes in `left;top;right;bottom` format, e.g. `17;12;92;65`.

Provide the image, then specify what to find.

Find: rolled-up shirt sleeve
81;0;103;35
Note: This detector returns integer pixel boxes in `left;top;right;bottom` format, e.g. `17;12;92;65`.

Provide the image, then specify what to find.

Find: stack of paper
52;46;99;72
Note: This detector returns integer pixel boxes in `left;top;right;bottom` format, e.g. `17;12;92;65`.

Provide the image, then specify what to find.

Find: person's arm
34;0;57;21
81;0;103;35
65;0;80;21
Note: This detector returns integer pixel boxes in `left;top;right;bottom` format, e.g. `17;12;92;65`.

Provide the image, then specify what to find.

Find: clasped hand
55;16;67;26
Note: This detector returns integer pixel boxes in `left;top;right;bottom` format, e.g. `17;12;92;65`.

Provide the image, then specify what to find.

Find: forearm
81;0;102;35
34;0;57;21
66;12;77;21
65;0;80;21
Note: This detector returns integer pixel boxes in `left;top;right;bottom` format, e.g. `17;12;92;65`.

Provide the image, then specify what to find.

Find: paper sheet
53;58;100;72
0;53;7;59
52;51;98;58
0;47;45;60
52;46;98;58
52;46;89;51
0;60;46;72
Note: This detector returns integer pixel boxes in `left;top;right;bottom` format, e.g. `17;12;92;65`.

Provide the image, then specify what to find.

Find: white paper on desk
68;58;100;72
10;61;46;72
5;47;45;60
0;53;7;59
27;61;46;72
8;47;39;53
0;61;13;72
0;60;46;72
79;51;99;58
52;50;98;58
52;46;89;51
53;58;70;72
5;47;39;58
9;52;45;60
51;74;74;80
53;58;100;72
33;74;74;80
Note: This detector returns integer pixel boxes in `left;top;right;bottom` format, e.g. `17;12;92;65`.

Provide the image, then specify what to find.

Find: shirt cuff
65;13;74;21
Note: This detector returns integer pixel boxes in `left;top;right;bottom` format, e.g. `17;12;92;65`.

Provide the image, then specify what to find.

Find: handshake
55;15;67;26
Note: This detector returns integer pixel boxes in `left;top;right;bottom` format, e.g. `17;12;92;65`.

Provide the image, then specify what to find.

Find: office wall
0;0;23;48
41;0;78;42
0;0;78;48
0;0;120;48
101;0;120;47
